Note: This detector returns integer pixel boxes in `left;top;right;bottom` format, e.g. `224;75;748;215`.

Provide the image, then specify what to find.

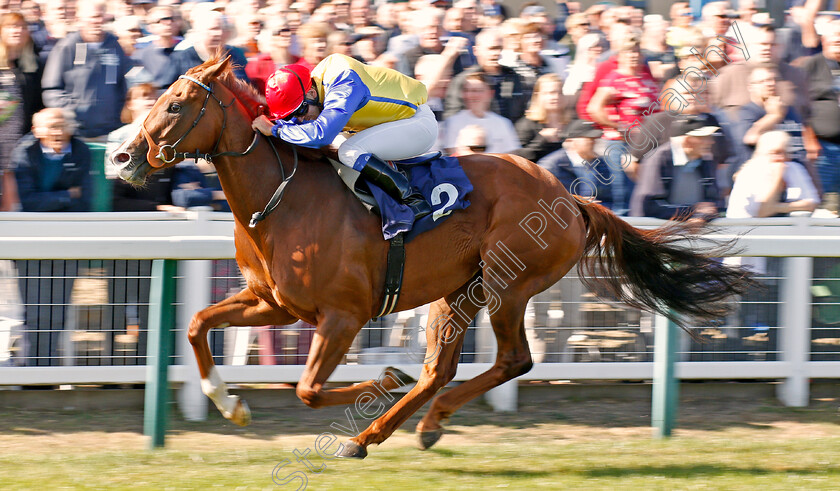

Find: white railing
1;211;839;416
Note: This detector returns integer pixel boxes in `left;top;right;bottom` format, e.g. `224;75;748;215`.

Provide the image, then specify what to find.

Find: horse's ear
204;55;232;81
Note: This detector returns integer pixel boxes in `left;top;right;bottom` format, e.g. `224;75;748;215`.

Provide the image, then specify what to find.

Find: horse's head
110;56;234;184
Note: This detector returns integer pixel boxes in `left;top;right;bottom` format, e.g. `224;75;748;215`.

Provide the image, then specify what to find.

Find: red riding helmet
265;64;313;120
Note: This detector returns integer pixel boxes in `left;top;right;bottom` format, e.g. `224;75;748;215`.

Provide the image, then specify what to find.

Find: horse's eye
168;103;181;113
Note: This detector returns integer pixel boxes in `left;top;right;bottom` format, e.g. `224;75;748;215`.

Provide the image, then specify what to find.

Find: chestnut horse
111;56;748;458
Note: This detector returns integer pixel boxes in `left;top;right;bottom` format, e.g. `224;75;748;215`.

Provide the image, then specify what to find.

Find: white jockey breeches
337;104;438;171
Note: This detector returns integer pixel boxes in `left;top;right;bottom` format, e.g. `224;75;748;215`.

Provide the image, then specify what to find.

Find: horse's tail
575;200;753;332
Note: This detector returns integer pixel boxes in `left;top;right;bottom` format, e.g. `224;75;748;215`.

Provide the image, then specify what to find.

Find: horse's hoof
417;428;443;450
384;366;415;387
230;399;251;426
336;441;368;459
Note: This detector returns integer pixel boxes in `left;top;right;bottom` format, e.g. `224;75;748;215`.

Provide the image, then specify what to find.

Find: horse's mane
186;53;266;119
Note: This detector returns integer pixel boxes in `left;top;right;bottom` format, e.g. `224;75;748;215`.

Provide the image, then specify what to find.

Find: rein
150;74;298;228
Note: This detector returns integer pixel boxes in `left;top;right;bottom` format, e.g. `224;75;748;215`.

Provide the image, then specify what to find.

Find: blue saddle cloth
367;155;473;242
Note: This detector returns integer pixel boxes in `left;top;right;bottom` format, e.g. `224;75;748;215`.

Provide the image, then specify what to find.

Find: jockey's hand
252;115;276;136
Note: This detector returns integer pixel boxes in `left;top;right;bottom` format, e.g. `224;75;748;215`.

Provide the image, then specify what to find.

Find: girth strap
374;233;406;318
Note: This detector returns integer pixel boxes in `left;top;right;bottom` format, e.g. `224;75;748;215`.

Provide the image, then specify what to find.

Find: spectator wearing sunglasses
132;6;182;89
251;54;437;221
559;12;591;59
451;124;487;156
245;19;301;95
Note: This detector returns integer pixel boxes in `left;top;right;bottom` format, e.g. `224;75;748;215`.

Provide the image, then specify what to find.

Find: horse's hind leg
338;279;483;458
189;288;297;425
416;294;532;450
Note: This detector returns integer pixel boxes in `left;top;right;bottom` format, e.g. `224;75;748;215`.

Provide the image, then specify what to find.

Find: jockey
251;54;438;220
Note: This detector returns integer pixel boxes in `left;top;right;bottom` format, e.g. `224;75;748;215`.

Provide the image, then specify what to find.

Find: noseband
150;75;260;164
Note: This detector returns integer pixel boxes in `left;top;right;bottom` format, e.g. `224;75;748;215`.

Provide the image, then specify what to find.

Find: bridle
147;75;261;164
144;74;298;228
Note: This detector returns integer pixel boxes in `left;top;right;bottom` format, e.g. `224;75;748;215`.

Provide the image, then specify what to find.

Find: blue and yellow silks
270;54;428;148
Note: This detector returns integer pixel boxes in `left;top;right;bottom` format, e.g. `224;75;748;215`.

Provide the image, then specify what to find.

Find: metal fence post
652;313;680;438
144;259;177;449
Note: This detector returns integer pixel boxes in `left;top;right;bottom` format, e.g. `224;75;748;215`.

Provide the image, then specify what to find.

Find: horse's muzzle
111;148;152;185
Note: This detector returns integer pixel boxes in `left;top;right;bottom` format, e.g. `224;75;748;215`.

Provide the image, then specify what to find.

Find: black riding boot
359;155;432;220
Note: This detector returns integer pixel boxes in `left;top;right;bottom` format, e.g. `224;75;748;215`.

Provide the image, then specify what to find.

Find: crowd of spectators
1;0;834;219
1;0;839;366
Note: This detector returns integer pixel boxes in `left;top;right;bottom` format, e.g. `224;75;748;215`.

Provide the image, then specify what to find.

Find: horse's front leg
293;311;373;409
189;287;297;425
337;279;483;459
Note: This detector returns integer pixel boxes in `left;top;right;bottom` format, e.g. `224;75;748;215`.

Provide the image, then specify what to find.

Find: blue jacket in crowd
12;133;92;212
41;31;132;138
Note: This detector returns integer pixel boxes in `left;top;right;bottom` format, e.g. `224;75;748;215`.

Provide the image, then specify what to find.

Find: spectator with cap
444;27;528;122
127;0;155;19
537;119;614;209
700;1;734;40
626;76;735;192
630;114;720;220
131;6;183;90
478;0;508;22
455;0;481;35
479;6;505;29
42;0;132;138
521;3;568;61
512;73;570;162
168;9;249;86
443;72;520;154
665;2;694;50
